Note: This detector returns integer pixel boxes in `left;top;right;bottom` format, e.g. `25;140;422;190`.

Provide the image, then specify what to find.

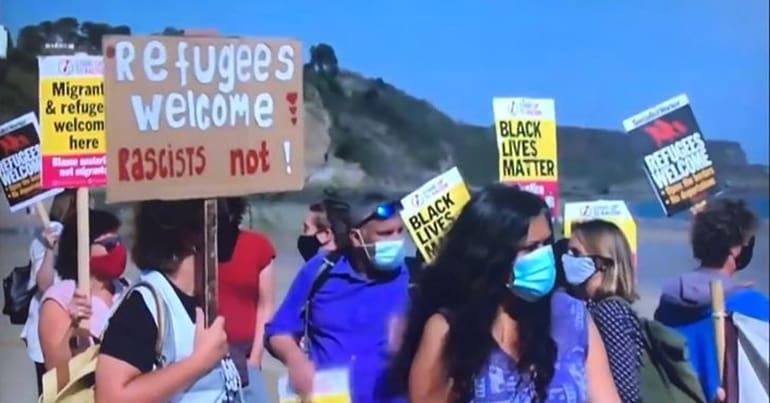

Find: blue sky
4;0;769;163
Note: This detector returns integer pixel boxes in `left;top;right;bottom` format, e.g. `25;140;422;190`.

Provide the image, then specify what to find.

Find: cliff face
303;69;767;199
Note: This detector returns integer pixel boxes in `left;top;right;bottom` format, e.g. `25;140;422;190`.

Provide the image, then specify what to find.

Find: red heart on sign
291;117;297;126
286;92;298;105
289;106;297;115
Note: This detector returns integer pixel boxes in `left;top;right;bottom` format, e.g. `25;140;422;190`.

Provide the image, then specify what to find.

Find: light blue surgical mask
561;254;598;286
371;239;406;271
510;245;556;302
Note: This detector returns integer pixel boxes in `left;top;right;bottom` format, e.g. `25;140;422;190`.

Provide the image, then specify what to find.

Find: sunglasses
359;201;401;224
94;236;121;251
568;248;614;269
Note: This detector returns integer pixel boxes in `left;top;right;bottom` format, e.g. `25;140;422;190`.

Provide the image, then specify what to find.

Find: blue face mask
510;245;557;302
561;254;598;286
369;239;406;271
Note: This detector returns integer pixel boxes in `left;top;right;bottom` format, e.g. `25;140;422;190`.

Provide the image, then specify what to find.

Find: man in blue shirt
266;196;410;403
654;198;768;402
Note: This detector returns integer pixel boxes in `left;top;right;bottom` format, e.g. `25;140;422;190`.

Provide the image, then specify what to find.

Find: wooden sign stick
183;29;220;325
76;187;91;330
710;280;727;386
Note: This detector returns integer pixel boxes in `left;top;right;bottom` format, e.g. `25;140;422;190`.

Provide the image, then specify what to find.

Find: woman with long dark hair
389;185;620;402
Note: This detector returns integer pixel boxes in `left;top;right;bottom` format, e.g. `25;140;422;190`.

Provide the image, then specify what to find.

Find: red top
217;230;275;342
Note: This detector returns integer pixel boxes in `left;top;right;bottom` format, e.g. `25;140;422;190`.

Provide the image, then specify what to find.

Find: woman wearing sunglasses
38;209;129;379
561;219;642;403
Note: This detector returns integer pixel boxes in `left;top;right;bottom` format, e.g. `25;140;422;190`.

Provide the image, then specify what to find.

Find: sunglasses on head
361;201;401;224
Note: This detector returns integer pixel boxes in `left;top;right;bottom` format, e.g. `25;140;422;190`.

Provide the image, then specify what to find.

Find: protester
217;196;275;401
297;198;352;261
265;194;410;402
96;200;242;402
655;198;768;402
390;185;620;403
38;209;128;377
561;220;643;403
21;190;75;395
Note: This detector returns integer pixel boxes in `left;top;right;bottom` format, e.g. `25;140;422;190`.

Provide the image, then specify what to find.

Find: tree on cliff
309;43;339;77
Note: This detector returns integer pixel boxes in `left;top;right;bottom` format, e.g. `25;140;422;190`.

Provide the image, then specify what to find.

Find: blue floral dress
472;292;589;403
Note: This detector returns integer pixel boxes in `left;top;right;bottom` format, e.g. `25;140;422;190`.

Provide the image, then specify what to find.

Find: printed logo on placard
410;193;422;209
643;119;688;148
59;59;71;74
509;99;543;118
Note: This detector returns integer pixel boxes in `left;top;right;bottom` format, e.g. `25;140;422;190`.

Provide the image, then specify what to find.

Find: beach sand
0;202;767;403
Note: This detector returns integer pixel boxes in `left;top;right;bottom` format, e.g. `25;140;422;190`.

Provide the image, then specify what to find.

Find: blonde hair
571;219;638;302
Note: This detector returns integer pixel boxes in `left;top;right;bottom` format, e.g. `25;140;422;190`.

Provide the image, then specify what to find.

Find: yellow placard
37;55;106;188
493;97;558;182
400;167;471;262
278;368;351;403
563;200;638;261
39;76;105;156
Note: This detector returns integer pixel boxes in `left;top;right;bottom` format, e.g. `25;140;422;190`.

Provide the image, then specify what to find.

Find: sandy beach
0;201;767;403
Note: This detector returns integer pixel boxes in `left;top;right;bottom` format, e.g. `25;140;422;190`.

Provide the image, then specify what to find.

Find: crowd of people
14;185;767;402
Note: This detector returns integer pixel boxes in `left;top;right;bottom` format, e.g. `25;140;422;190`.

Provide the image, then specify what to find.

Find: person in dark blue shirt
655;198;768;402
265;195;410;403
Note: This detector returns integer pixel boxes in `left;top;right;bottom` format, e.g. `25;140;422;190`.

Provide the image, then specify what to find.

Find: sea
629;196;770;220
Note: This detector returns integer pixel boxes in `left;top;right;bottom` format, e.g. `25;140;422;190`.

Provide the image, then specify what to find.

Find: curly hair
132;199;204;272
389;184;557;402
691;198;758;268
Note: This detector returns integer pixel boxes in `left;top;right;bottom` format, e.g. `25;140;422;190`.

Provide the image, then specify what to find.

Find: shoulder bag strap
97;281;167;366
301;251;342;355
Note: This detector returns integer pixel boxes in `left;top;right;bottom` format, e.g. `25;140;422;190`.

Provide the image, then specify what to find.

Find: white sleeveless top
136;270;243;402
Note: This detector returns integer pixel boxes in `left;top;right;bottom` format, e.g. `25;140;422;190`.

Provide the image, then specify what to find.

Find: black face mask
297;235;322;262
735;236;756;271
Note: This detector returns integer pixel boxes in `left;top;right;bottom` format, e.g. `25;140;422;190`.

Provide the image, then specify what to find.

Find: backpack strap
301;251;343;354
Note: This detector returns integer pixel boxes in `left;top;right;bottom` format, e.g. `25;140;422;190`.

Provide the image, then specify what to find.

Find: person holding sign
265;195;410;403
96;200;242;403
20;191;75;396
217;196;275;402
560;220;643;403
38;209;128;376
390;185;620;403
655;198;768;402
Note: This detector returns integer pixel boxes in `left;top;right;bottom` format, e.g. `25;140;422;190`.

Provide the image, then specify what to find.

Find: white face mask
561;254;598;285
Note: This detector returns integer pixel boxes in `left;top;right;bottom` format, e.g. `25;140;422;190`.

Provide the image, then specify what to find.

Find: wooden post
194;199;218;325
183;29;220;325
76;187;90;329
34;201;50;227
710;280;727;386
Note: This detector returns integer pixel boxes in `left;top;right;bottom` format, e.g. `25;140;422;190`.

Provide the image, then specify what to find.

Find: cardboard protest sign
493;97;560;217
38;55;107;188
400;167;471;262
563;200;638;264
0;113;63;212
102;35;304;203
623;94;718;216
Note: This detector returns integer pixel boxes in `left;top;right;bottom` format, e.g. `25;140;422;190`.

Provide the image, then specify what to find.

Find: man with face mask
266;195;410;403
296;198;352;261
654;198;768;402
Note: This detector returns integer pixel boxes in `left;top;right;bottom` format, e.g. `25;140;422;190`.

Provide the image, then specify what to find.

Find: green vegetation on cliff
1;18;766;200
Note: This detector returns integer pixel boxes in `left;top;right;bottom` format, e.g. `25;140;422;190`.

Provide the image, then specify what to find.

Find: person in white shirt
20;190;75;396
